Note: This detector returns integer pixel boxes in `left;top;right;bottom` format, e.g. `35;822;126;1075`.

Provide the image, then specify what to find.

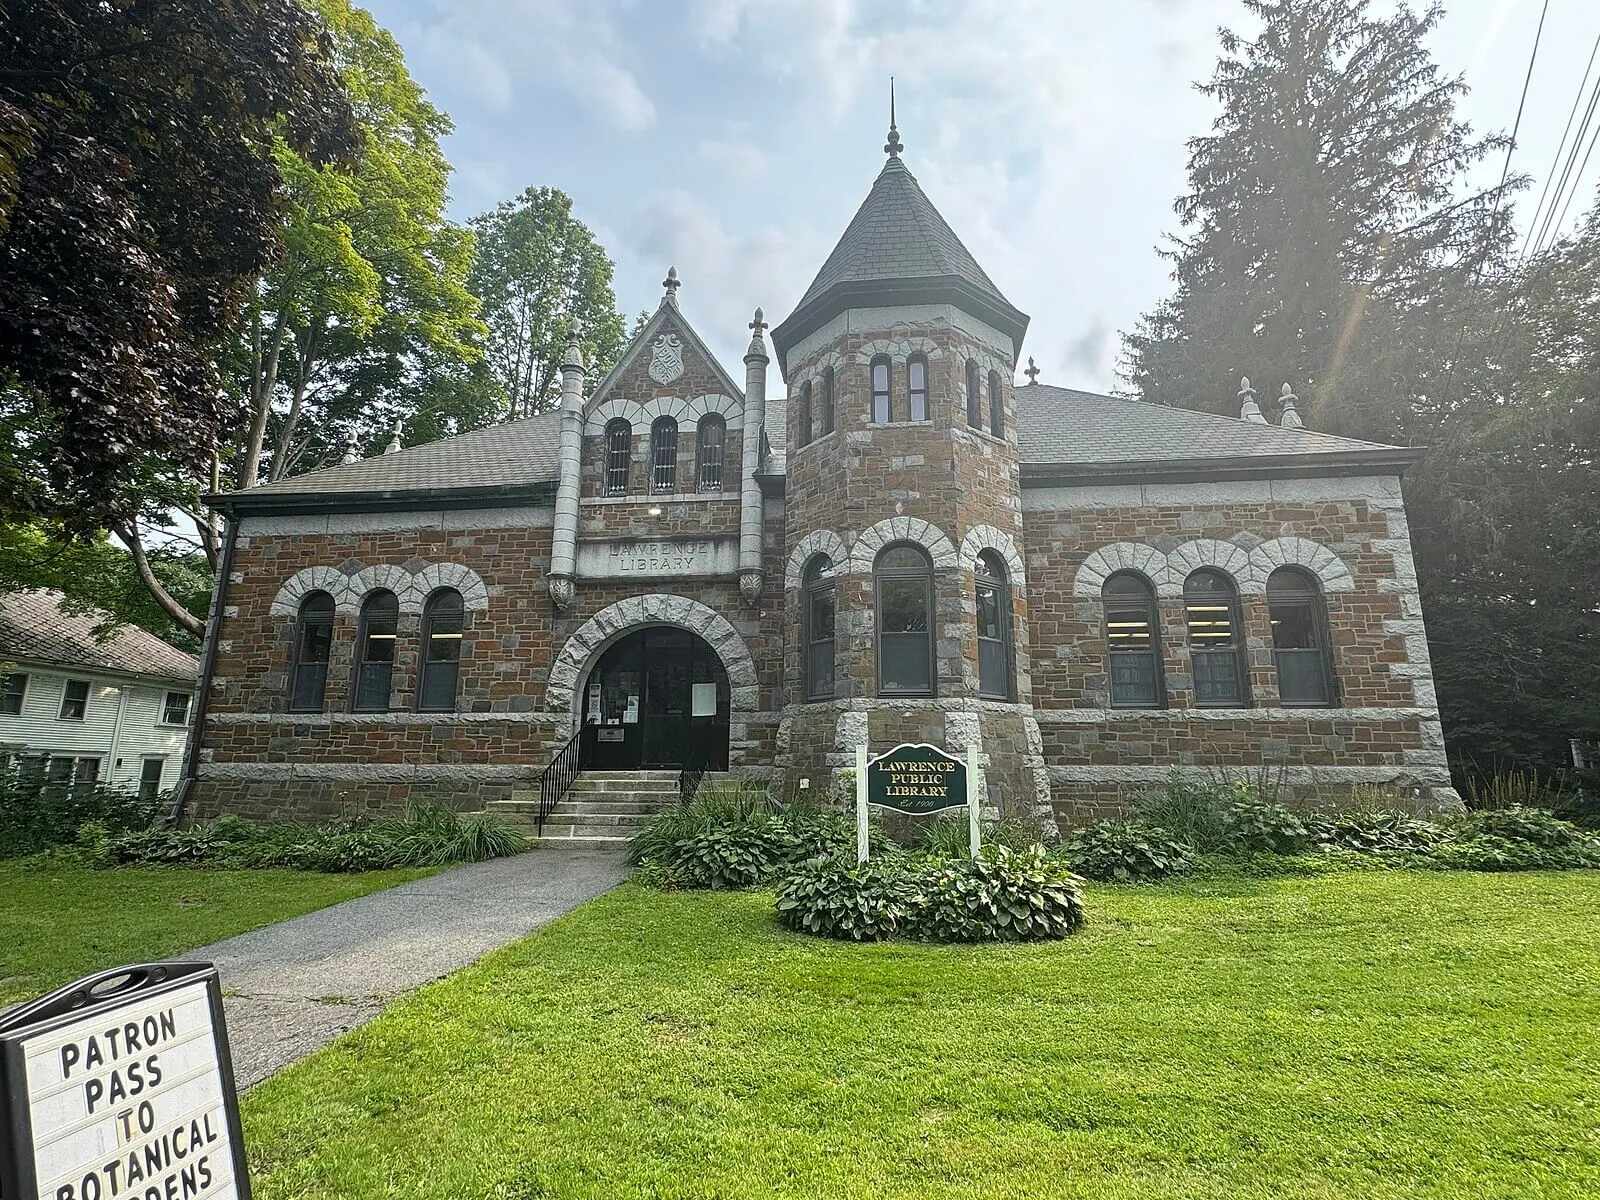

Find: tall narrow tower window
965;359;982;429
871;356;892;423
875;544;935;697
803;555;836;700
1185;569;1248;707
798;381;813;447
988;370;1005;440
290;591;335;712
975;550;1012;700
418;588;464;711
821;366;836;435
651;417;678;492
1103;573;1163;708
604;419;632;496
696;415;726;491
907;355;928;422
353;589;399;712
1268;567;1336;706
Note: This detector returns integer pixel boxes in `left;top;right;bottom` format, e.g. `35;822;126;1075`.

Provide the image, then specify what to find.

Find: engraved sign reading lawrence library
575;536;739;580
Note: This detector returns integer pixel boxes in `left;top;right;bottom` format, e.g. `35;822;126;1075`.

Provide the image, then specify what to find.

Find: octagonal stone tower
770;117;1052;824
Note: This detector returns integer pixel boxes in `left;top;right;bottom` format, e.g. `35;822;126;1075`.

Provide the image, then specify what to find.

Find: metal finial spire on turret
746;306;769;360
1238;375;1266;424
884;76;903;158
662;265;681;304
384;417;403;454
1024;357;1040;385
340;431;361;464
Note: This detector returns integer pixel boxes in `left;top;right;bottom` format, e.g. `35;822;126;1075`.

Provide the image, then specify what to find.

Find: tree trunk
114;521;206;639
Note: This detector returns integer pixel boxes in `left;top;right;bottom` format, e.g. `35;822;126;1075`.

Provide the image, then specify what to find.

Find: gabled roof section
771;155;1029;367
0;589;198;683
211;411;564;515
586;292;745;410
1014;385;1416;483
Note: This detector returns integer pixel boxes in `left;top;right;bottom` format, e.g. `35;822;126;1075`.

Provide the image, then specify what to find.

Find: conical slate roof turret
771;113;1028;373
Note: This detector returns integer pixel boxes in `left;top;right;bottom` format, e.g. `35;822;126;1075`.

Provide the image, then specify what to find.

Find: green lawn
241;871;1600;1199
0;858;433;1005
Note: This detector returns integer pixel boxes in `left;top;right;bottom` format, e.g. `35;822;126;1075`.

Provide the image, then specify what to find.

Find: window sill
869;419;934;429
583;493;737;506
792;429;838;454
958;425;1008;448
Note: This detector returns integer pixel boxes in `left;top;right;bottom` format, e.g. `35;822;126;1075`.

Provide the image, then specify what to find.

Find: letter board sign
865;743;968;815
0;961;250;1200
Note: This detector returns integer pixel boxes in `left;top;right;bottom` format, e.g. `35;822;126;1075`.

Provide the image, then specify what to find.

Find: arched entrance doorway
580;627;730;770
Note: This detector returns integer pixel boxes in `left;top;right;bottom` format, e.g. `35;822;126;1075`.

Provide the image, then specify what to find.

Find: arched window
803;555;836;700
1268;567;1335;706
975;550;1012;700
651;416;678;492
875;544;934;697
988;370;1005;440
907;354;929;422
798;380;813;447
696;414;726;491
604;419;631;496
290;591;335;712
352;589;398;712
1103;573;1163;708
418;588;464;711
821;366;835;435
1185;569;1248;706
965;359;982;429
871;355;892;423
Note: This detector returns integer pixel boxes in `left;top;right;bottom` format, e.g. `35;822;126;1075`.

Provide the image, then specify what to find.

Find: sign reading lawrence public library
0;962;250;1200
866;743;969;815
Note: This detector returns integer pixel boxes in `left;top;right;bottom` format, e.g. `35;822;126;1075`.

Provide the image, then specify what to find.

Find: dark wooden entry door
580;627;730;771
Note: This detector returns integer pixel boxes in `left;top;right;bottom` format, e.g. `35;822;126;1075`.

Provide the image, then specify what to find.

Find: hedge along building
188;119;1458;832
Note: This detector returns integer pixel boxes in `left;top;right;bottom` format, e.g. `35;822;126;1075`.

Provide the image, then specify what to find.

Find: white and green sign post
856;742;981;862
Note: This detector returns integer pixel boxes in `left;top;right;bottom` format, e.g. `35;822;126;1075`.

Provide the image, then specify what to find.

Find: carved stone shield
648;333;684;384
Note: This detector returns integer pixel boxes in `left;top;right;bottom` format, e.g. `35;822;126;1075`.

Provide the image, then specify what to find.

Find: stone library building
186;122;1456;838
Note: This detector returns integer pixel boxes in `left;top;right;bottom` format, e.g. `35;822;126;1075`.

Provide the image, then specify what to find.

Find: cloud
697;130;771;178
1065;318;1112;376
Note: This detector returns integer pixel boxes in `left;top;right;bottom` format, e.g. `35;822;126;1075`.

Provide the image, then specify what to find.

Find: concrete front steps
491;771;682;844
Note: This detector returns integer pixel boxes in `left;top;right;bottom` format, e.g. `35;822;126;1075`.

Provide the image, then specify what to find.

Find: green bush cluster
1063;777;1600;882
80;805;528;872
2;779;164;858
775;846;1085;944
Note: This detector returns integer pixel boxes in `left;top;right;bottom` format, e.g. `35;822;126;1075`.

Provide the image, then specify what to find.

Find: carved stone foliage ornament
738;568;764;604
548;574;576;612
648;333;684;384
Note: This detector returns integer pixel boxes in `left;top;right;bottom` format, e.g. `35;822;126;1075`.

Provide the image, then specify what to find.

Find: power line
1523;27;1600;260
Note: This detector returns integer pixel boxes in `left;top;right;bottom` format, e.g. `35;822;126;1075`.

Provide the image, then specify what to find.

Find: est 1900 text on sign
0;962;250;1200
865;743;969;815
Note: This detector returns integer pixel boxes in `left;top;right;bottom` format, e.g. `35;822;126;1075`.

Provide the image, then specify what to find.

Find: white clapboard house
0;589;198;798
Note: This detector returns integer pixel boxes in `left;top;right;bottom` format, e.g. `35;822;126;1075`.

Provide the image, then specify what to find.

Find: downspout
737;308;769;604
546;320;586;612
106;681;131;787
171;513;239;826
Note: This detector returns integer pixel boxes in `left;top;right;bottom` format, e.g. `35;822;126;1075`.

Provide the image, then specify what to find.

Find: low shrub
86;804;528;872
1219;799;1312;855
1421;834;1600;873
668;822;785;889
3;779;165;858
1060;819;1193;883
909;846;1085;942
1458;805;1586;849
1316;809;1449;855
775;852;912;941
1131;774;1232;853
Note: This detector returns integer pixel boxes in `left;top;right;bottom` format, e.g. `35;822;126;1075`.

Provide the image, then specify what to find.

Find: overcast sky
361;0;1597;396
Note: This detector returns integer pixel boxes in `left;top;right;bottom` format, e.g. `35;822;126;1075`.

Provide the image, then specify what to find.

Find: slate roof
226;411;564;508
0;589;198;683
793;157;1011;316
1013;384;1410;477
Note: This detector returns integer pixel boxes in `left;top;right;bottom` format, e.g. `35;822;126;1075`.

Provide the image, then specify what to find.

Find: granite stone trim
1047;763;1454;786
1032;706;1441;723
206;711;569;726
783;305;1013;373
546;593;760;717
848;516;959;573
269;560;491;617
197;762;539;782
1071;537;1354;597
239;506;553;537
1021;475;1404;510
851;336;946;364
784;529;850;590
583;392;743;436
958;523;1026;585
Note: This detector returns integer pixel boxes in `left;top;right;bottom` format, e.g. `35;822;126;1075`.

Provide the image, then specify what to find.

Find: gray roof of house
0;589;198;683
219;411;565;511
1013;384;1411;478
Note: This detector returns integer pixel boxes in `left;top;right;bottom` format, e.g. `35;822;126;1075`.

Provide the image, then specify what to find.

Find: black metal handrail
537;727;584;835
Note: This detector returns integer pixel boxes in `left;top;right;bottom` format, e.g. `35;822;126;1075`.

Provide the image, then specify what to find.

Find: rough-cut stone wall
1018;474;1455;822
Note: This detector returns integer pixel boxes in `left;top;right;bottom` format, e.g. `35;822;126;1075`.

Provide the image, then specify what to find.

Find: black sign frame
865;742;969;815
0;960;252;1200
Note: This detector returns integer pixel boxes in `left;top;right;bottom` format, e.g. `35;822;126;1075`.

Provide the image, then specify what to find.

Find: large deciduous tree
1121;0;1512;440
0;0;359;534
469;187;627;419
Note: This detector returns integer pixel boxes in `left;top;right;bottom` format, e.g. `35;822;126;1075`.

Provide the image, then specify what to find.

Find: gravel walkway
187;845;629;1089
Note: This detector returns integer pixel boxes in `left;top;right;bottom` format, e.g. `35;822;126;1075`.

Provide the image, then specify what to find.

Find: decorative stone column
737;308;769;603
547;322;586;611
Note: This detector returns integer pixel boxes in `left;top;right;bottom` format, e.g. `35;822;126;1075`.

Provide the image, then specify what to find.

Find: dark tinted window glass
420;589;464;711
1185;569;1245;706
872;358;891;423
804;555;835;700
354;590;399;712
651;418;678;492
988;371;1004;439
975;552;1011;700
1104;573;1162;707
697;416;726;490
965;360;981;428
876;546;933;696
908;357;928;422
821;367;835;434
799;382;813;446
1269;568;1333;705
0;673;24;715
60;679;89;720
291;591;335;711
605;420;631;495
